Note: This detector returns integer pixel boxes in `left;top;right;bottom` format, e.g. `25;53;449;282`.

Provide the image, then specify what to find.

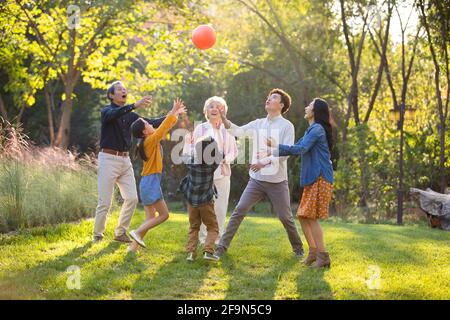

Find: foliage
0;0;449;222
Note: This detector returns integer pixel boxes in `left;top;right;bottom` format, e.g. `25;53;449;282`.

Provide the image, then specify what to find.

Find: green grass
0;210;449;300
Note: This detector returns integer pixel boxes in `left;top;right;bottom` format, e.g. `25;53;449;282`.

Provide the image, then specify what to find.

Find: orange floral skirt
297;176;333;220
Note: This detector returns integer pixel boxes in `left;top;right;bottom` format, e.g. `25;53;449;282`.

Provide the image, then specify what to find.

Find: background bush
0;121;98;232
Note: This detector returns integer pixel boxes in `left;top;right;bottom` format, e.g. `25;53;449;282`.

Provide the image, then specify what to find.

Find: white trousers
93;152;138;237
199;176;231;245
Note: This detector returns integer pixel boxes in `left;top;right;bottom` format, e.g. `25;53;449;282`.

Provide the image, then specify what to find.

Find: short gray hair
203;96;228;120
107;81;123;101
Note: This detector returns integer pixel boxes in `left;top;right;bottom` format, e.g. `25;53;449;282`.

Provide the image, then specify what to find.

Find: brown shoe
114;233;132;243
302;248;318;266
311;251;331;268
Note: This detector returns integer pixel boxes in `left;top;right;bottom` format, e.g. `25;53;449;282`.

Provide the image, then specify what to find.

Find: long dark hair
131;118;147;161
312;98;333;152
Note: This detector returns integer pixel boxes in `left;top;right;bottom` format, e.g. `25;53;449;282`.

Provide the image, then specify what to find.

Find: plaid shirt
177;156;220;207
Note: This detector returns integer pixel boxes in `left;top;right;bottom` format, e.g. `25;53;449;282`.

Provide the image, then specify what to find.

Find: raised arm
143;115;166;128
227;121;258;138
102;95;152;123
101;104;135;123
218;104;257;137
269;123;295;161
145;114;178;145
145;98;187;145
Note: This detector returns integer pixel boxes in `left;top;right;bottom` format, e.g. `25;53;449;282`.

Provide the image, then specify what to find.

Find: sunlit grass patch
0;210;448;300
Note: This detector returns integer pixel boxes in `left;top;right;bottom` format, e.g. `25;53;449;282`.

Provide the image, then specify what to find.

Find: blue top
276;122;334;187
100;102;166;152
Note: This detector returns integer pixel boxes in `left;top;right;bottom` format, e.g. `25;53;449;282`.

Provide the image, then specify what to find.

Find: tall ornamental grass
0;120;98;233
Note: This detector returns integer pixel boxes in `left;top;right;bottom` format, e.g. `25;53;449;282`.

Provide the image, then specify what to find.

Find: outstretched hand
266;137;276;148
217;104;231;129
218;104;226;119
135;95;152;109
170;98;187;116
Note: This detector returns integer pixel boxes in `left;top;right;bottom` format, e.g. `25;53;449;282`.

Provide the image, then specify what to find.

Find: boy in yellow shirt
128;98;186;252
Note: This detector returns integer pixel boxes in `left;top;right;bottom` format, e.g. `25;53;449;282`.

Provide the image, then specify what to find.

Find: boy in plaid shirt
178;136;224;261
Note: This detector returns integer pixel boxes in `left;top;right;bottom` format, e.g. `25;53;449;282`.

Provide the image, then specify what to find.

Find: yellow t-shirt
141;114;177;176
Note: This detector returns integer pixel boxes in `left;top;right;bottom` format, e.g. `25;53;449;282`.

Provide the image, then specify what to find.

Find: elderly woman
184;96;238;245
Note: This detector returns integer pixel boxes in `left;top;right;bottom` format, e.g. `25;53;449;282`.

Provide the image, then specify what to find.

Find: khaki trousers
93;152;138;237
187;201;219;254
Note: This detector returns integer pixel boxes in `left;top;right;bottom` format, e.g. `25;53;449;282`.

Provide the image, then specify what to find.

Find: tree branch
15;0;65;82
236;0;346;96
364;0;393;123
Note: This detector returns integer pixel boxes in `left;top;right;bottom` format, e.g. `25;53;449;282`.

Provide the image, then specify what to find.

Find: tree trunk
359;151;371;221
342;96;352;143
439;122;447;192
0;93;8;121
350;81;360;124
16;103;25;125
356;124;371;221
43;84;55;146
54;84;74;149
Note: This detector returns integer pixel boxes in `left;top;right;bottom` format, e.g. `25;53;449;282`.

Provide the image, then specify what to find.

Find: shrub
0;120;98;232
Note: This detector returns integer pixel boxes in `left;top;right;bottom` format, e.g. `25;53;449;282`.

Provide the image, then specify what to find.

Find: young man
214;88;304;258
93;81;165;243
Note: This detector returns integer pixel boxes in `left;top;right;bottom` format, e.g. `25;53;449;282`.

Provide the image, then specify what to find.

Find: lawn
0;209;449;300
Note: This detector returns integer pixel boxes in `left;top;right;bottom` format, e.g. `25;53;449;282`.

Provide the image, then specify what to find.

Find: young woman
128;98;186;252
267;98;334;268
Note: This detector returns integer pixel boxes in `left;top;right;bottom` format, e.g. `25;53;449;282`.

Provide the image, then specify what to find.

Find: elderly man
93;81;165;243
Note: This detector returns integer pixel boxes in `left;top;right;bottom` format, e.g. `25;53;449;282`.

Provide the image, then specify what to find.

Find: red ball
192;25;216;50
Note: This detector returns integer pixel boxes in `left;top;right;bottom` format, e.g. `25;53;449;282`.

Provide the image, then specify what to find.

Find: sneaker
203;252;219;261
129;230;146;248
93;235;103;243
214;246;225;258
294;250;305;258
186;252;195;262
113;233;132;243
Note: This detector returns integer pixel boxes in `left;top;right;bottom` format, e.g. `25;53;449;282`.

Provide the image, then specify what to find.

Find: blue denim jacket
276;123;334;187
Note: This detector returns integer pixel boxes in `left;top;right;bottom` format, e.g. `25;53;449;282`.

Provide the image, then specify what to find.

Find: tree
369;0;422;223
8;0;148;148
338;0;393;220
0;3;42;123
417;0;450;193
